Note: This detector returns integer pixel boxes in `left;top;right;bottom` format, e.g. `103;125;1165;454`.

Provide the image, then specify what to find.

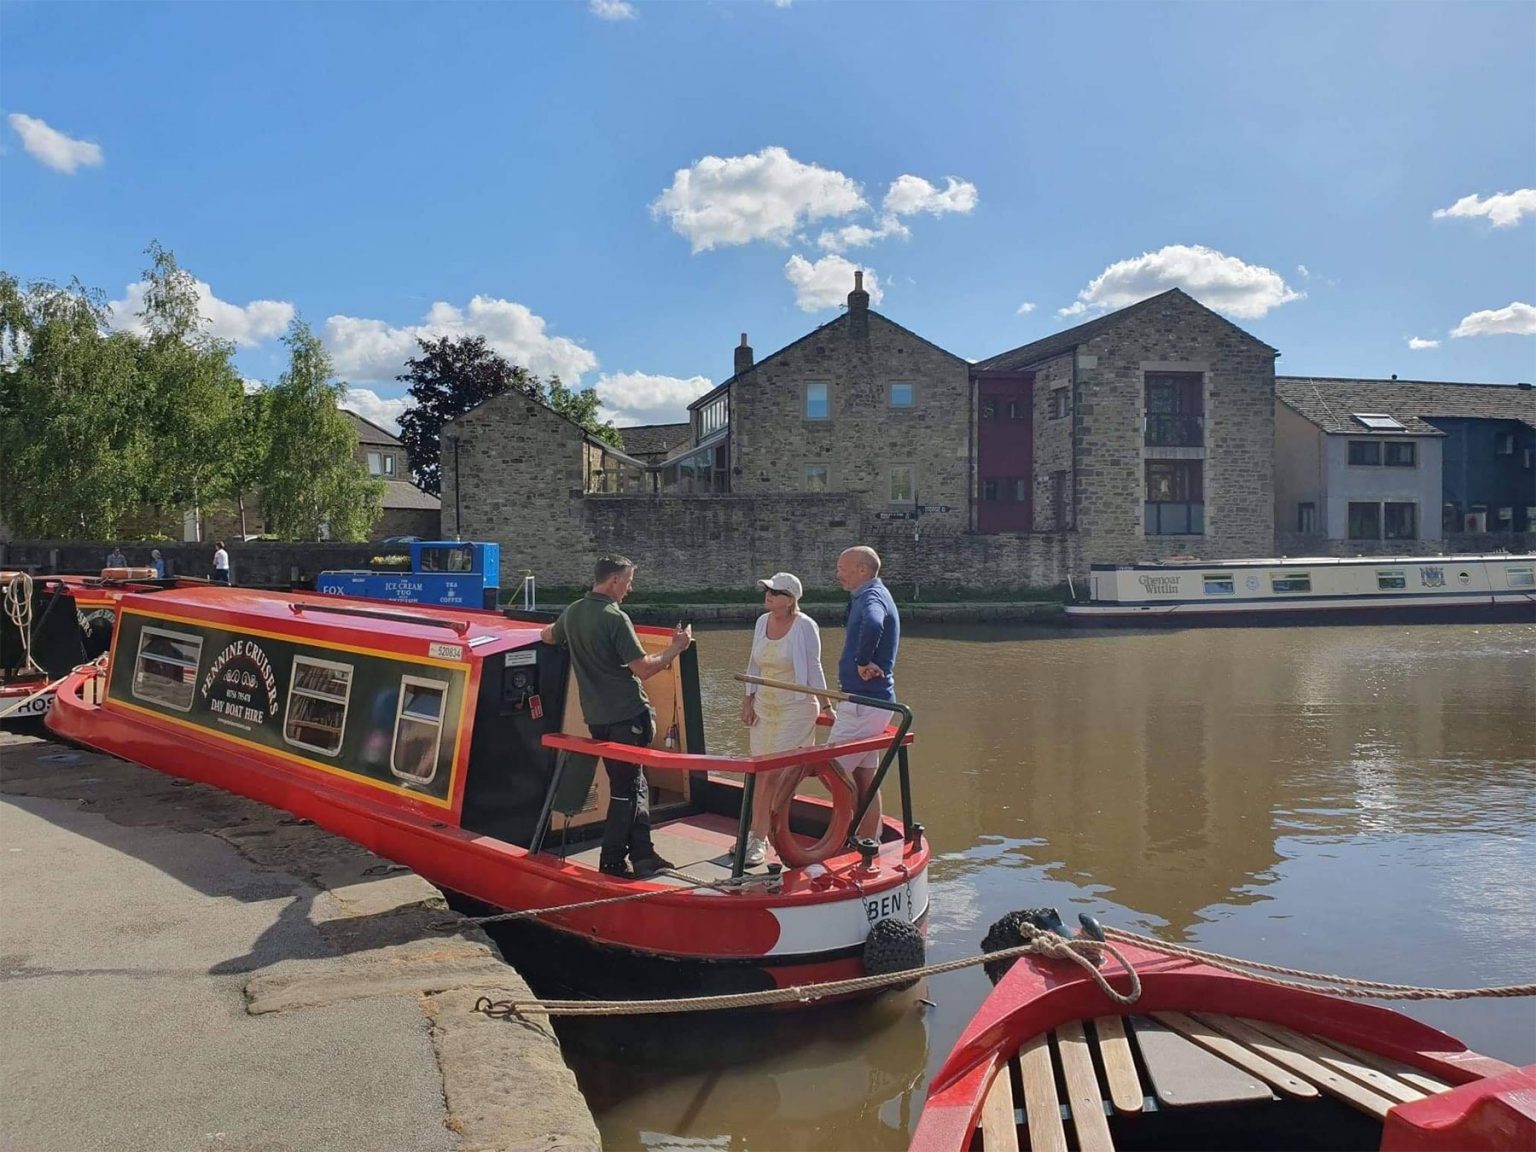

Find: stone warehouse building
442;278;1279;591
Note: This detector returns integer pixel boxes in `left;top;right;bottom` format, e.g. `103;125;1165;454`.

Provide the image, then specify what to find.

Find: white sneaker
744;835;768;868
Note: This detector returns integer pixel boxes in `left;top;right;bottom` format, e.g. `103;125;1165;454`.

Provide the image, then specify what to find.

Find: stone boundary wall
1273;531;1534;558
0;541;379;586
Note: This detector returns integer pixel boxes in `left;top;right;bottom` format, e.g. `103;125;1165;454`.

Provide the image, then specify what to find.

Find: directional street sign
873;511;918;521
911;505;953;515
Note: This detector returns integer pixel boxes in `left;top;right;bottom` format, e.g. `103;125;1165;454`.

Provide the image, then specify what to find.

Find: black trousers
588;709;656;866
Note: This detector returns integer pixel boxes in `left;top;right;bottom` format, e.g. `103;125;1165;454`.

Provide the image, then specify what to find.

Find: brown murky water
558;622;1536;1151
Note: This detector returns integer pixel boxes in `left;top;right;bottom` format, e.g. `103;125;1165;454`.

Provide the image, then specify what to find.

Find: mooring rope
1101;927;1536;1002
431;869;776;932
3;573;46;678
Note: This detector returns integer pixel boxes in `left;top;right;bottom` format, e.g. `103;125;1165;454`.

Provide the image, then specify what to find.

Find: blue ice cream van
317;541;500;610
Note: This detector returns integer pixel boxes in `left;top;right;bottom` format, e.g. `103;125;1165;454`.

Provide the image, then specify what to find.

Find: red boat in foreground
47;584;931;1000
913;923;1534;1152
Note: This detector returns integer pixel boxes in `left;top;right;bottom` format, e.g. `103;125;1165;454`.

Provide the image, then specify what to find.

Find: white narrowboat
1067;554;1536;626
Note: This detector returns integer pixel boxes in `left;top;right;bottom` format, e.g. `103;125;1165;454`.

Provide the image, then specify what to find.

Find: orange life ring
768;759;858;868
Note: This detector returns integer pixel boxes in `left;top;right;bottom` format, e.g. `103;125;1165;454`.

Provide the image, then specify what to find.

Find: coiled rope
3;573;45;678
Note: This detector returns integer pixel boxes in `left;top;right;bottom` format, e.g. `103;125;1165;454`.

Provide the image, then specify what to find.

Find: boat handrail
288;601;471;635
540;727;911;775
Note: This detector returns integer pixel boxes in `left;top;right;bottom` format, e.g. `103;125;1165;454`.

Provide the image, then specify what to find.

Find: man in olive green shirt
542;555;692;878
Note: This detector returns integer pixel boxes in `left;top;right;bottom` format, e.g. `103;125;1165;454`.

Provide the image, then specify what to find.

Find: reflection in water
561;622;1536;1150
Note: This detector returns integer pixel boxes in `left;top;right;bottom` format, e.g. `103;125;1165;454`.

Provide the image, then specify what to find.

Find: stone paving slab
0;727;600;1152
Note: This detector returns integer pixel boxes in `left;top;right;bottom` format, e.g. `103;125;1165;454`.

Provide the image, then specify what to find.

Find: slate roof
380;479;441;510
975;288;1277;372
341;408;403;446
1276;376;1536;436
614;422;691;458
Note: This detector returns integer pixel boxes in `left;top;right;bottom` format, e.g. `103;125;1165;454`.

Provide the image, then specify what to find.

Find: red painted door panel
976;376;1033;533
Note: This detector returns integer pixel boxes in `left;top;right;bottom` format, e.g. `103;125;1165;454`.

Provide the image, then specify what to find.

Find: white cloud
324;296;599;385
242;378;267;395
815;216;909;253
882;174;978;217
1432;189;1536;229
784;255;882;312
108;279;294;347
593;372;713;427
342;390;410;434
589;0;636;19
1017;302;1037;315
650;146;866;253
7;113;103;174
1057;244;1304;320
1407;336;1440;350
1450;301;1536;338
1297;264;1311;279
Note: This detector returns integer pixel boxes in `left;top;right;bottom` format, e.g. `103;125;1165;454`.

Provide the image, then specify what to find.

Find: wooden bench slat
1327;1039;1453;1094
1151;1012;1320;1099
1190;1013;1398;1120
1056;1021;1115;1151
1130;1015;1274;1108
1091;1016;1146;1113
980;1056;1021;1152
1018;1034;1068;1152
1237;1019;1427;1105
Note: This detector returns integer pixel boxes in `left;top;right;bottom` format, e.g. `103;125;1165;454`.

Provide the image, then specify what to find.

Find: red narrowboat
46;584;931;999
912;919;1534;1151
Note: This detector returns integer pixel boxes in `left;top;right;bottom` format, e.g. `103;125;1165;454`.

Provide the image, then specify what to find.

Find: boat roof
114;583;545;657
1090;554;1535;571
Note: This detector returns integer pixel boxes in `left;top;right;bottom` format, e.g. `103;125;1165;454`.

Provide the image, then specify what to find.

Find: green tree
133;242;246;536
261;319;382;541
0;274;149;538
546;375;621;448
396;335;541;495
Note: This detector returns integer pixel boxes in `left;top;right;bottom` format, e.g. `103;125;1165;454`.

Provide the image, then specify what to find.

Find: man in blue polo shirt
830;545;900;839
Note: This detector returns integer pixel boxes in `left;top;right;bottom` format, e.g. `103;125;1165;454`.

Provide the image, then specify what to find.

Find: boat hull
1066;597;1536;627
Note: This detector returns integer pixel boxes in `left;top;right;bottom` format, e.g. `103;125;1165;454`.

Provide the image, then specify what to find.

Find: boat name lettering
200;639;280;720
1137;575;1182;595
865;889;906;924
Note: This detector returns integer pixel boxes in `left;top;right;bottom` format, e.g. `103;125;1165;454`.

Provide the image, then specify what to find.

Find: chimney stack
848;269;869;338
734;332;753;376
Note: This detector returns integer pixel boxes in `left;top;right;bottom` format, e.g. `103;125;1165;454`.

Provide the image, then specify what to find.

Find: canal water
555;622;1536;1151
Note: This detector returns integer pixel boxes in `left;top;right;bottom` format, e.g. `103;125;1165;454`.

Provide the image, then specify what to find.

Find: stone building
445;281;1282;591
340;410;441;539
1275;376;1536;551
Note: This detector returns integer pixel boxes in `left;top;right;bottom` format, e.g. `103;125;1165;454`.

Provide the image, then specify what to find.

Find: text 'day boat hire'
912;915;1535;1152
47;584;930;1001
1067;553;1536;626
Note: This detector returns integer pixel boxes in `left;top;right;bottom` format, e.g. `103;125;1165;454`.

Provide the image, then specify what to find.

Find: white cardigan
743;613;828;699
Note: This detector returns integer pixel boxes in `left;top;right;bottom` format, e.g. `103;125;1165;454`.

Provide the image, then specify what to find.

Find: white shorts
829;701;892;772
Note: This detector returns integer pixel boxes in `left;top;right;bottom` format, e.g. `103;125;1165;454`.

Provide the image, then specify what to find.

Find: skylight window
1351;412;1405;431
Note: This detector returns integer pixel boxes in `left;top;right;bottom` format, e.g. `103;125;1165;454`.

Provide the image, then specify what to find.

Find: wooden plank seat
974;1013;1455;1149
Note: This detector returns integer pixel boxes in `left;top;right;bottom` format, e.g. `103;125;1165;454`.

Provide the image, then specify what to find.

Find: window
1144;372;1203;446
1146;460;1202;502
1297;502;1318;534
421;546;472;572
1507;565;1536;589
1348;502;1381;540
1352;413;1405;431
391;677;449;784
132;627;203;712
1272;572;1312;594
367;451;396;477
889;382;914;408
1203;573;1235;596
1012;478;1029;503
1050;387;1069;419
805;465;829;492
1495;431;1515;455
1383;442;1416;467
1348;441;1381;466
1377;570;1407;591
1006;400;1023;421
1384;502;1418;540
1051;470;1070;528
696;392;728;436
1497;506;1514;527
889;465;915;504
804;382;829;421
1145;460;1204;535
284;657;353;756
981;478;999;501
1443;503;1461;535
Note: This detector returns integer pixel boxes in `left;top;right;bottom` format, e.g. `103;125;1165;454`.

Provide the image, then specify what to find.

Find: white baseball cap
756;572;804;600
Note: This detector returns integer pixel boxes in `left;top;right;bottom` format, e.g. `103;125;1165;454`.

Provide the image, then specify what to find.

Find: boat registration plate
4;692;53;719
865;886;913;926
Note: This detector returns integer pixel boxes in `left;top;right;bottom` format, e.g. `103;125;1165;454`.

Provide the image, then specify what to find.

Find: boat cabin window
1271;572;1311;594
284;656;354;756
1377;570;1406;591
132;627;203;712
419;546;473;573
1202;573;1235;595
391;676;448;784
1507;565;1535;589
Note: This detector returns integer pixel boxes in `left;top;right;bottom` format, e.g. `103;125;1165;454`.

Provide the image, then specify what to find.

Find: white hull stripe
1068;593;1533;616
766;867;929;957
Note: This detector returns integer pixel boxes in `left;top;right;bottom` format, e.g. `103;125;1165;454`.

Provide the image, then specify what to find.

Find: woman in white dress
740;571;833;866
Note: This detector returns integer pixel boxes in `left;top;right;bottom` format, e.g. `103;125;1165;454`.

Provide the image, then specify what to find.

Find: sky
3;1;1534;434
